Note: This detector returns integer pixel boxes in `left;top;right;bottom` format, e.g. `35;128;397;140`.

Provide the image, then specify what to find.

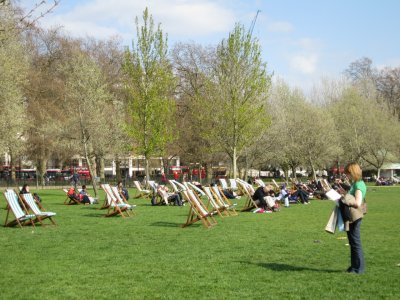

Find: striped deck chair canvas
100;184;130;218
203;187;227;218
181;190;217;229
110;186;136;215
211;186;238;216
236;179;258;212
3;189;36;228
20;193;57;225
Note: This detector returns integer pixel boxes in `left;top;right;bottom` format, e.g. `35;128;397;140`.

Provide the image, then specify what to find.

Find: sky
19;0;400;93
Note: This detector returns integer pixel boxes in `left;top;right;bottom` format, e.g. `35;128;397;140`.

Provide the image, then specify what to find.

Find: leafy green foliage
123;8;176;167
1;186;399;299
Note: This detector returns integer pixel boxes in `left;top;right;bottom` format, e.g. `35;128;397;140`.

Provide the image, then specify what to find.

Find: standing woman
343;162;367;274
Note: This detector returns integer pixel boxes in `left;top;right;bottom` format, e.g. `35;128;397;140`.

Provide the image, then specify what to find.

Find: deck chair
133;181;151;198
271;179;281;193
255;179;266;187
219;178;229;190
20;193;57;226
181;189;217;229
229;179;239;191
110;186;136;214
100;184;130;218
203;187;228;218
211;186;238;216
3;189;36;228
236;179;258;212
184;182;206;197
63;187;81;205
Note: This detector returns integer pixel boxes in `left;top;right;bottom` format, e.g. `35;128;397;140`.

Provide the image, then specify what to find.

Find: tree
63;51;113;196
0;2;29;182
329;86;400;173
208;23;271;178
123;8;176;183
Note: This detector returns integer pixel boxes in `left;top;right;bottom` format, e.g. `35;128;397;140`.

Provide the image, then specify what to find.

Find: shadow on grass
150;221;191;228
240;261;342;273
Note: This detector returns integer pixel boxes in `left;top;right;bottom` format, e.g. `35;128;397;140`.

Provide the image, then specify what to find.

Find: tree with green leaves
209;23;271;178
0;2;29;182
123;8;176;182
63;51;113;196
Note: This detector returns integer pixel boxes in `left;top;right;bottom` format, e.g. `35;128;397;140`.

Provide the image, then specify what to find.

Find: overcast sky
20;0;400;93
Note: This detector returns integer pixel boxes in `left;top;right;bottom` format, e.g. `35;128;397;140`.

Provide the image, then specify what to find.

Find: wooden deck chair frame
133;181;151;199
181;190;217;229
213;186;238;216
20;193;57;226
236;179;259;212
100;184;130;218
202;187;226;218
63;188;82;205
110;186;136;215
3;189;36;228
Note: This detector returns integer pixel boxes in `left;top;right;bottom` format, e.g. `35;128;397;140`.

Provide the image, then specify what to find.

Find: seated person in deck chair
252;184;274;211
158;186;182;206
79;185;97;204
20;184;42;204
116;181;129;201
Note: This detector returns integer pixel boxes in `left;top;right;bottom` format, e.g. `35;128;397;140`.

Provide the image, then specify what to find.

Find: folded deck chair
169;180;187;193
110;186;136;214
235;179;258;212
211;186;238;216
3;189;36;228
133;181;151;198
100;184;130;218
20;193;57;225
181;190;217;229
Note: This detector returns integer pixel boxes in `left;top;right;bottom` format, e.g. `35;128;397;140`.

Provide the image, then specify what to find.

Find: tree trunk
291;166;297;181
232;147;237;179
116;159;121;182
10;150;16;183
377;168;381;178
38;158;47;187
145;156;150;187
99;157;105;183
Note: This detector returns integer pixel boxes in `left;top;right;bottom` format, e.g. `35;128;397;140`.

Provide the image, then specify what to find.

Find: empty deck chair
3;189;36;228
236;179;258;212
133;181;151;198
100;184;131;218
181;190;217;229
20;193;56;225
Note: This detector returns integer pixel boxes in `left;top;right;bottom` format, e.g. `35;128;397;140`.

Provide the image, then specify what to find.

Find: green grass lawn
1;186;399;299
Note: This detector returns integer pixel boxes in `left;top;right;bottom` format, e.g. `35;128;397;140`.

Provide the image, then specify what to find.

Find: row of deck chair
3;189;57;228
177;181;238;229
